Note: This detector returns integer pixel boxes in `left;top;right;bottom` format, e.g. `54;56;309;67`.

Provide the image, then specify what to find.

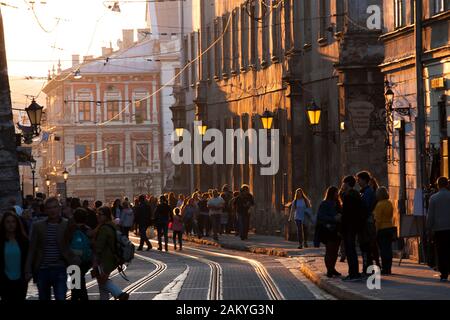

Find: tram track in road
130;235;282;300
129;235;223;300
66;266;125;300
180;243;286;300
109;253;167;300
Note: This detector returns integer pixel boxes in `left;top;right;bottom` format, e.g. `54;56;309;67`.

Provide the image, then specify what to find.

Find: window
134;97;147;123
271;4;281;61
240;5;249;69
336;0;345;32
442;139;449;178
284;0;292;51
190;33;197;86
261;3;270;66
232;9;239;73
214;18;222;78
410;0;415;25
78;101;91;122
78;144;92;168
394;0;406;29
136;144;149;167
319;0;328;39
303;0;312;46
434;0;445;14
106;100;120;121
107;144;120;167
250;2;258;67
222;14;231;76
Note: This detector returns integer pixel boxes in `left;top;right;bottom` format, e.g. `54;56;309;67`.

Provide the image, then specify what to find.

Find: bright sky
2;0;147;106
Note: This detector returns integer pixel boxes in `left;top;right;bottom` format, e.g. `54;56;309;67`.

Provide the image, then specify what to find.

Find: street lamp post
63;168;69;200
30;158;36;198
45;176;50;198
260;110;275;229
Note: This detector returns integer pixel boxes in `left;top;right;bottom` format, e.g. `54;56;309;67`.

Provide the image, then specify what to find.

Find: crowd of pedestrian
0;183;255;301
298;171;450;283
2;171;447;301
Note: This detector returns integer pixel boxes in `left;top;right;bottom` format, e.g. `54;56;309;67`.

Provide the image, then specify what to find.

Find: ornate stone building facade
40;36;164;204
174;0;388;235
380;0;449;259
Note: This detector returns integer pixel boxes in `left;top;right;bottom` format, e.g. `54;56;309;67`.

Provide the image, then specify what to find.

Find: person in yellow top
373;187;395;275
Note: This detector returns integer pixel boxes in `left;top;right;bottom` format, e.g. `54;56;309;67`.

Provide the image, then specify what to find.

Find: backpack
70;228;92;265
104;224;135;265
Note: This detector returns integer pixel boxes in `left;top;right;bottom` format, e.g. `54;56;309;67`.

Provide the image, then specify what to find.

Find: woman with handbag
373;187;395;275
289;188;312;249
317;187;342;278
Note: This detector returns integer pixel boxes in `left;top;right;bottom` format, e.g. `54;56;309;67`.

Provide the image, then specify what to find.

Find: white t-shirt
207;197;225;215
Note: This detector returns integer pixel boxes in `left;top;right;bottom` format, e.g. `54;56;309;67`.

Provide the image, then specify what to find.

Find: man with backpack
94;206;129;300
69;208;93;301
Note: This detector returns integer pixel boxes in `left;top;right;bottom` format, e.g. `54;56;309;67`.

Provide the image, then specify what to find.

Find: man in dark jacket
154;196;172;251
341;176;366;281
25;197;79;300
134;195;152;251
235;185;255;240
357;171;379;273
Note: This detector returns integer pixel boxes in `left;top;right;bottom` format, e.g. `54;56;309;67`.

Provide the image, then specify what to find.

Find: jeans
435;230;450;278
238;212;250;240
98;279;123;300
184;218;193;235
377;228;394;273
157;223;169;249
343;232;359;277
173;231;183;249
37;266;68;300
139;224;152;249
325;239;341;274
295;220;306;246
198;214;210;237
210;214;221;239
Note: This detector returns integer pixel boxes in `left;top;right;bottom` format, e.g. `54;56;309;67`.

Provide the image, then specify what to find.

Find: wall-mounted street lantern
306;100;335;142
63;168;69;199
384;79;412;164
196;123;208;136
306;100;321;126
175;128;184;137
385;83;395;108
30;158;37;197
25;99;44;136
261;109;274;130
